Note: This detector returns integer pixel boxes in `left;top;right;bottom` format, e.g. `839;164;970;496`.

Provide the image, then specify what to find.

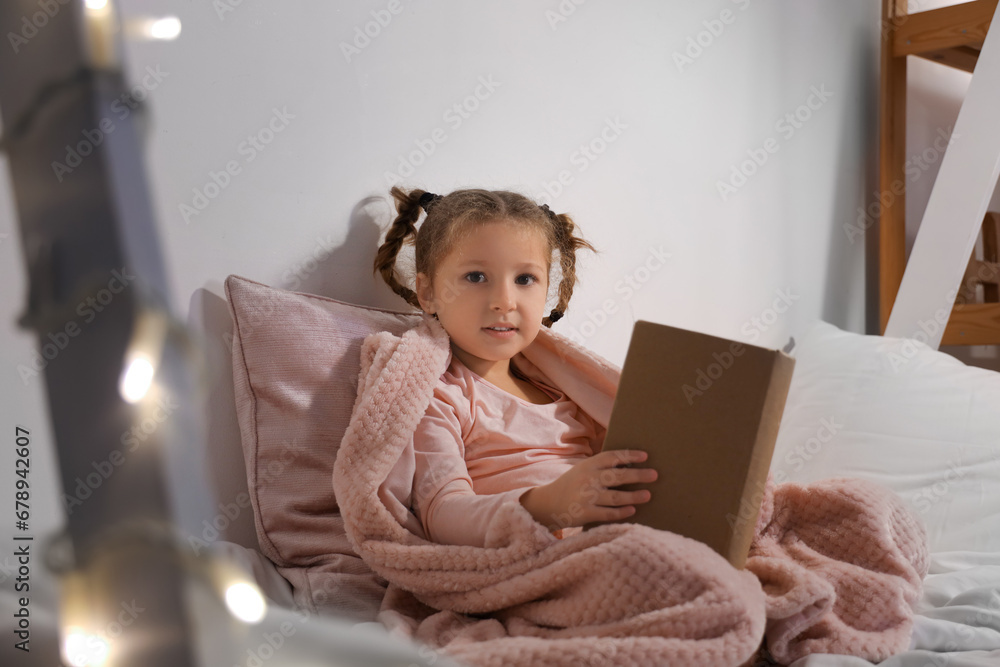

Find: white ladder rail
884;0;1000;348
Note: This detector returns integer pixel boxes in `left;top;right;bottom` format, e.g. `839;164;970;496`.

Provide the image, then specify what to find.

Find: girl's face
416;221;551;378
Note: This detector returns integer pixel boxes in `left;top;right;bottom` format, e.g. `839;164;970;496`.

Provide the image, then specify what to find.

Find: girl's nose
491;283;516;311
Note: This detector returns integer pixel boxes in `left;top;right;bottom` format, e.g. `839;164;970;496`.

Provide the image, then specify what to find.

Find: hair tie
548;309;563;322
540;204;556;219
418;191;441;212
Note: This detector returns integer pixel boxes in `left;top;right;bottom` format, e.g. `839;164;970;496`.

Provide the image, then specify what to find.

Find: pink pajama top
410;350;606;547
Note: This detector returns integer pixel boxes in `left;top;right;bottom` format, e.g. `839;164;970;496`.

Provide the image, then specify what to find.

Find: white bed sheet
788;552;1000;666
768;320;1000;665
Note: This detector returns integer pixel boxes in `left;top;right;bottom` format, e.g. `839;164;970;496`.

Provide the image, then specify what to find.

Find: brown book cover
591;320;795;569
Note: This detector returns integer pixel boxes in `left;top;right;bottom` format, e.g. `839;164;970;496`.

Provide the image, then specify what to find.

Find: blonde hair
373;187;597;327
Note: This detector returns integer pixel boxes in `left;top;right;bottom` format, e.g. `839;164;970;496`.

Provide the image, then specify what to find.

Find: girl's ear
415;272;435;314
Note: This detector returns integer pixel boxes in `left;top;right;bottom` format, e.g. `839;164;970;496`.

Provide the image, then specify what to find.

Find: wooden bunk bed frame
879;0;1000;345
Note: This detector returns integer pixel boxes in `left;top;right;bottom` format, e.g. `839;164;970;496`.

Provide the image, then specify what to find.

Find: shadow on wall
291;195;419;312
823;24;879;336
186;287;258;551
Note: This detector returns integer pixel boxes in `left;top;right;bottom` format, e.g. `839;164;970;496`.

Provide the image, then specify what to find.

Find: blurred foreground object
0;2;462;665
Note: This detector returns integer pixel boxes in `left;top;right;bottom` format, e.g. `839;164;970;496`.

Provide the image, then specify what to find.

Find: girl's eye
463;272;539;285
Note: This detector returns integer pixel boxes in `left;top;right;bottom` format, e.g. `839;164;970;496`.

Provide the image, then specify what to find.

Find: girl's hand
519;450;657;532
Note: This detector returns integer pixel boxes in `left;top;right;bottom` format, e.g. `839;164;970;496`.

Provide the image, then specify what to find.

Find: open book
590;320;796;569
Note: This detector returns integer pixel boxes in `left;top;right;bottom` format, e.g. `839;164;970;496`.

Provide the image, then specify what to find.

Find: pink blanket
333;316;929;666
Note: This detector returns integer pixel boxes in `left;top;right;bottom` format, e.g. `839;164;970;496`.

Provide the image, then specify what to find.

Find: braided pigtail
539;204;597;328
373;186;428;310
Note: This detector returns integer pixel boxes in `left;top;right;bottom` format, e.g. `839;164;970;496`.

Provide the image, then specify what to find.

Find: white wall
112;0;882;355
0;1;882;661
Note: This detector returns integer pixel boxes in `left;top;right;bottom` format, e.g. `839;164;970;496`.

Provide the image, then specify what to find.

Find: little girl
373;186;658;546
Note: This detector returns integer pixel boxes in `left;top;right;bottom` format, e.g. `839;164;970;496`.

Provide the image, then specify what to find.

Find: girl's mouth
483;327;517;338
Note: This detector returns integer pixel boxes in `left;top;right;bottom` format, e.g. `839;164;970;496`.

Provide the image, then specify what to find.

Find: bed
2;273;998;666
220;2;1000;664
214;274;1000;666
212;3;1000;661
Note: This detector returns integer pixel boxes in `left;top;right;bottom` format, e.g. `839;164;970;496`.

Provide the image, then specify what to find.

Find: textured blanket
332;315;929;667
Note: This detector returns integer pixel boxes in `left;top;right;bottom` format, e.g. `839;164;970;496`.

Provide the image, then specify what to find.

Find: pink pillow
225;275;421;620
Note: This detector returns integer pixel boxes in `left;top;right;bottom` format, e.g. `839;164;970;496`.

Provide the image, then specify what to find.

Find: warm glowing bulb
225;582;266;624
63;629;110;666
119;356;155;403
85;0;109;9
149;16;181;40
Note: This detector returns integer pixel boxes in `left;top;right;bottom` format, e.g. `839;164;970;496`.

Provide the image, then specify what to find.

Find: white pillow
770;320;1000;554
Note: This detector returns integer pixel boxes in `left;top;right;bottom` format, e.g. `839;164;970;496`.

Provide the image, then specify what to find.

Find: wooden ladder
880;0;1000;346
957;212;1000;307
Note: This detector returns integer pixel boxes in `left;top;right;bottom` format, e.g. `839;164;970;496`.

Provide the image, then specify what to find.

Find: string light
148;17;181;40
225;582;267;624
62;628;110;667
119;354;155;403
